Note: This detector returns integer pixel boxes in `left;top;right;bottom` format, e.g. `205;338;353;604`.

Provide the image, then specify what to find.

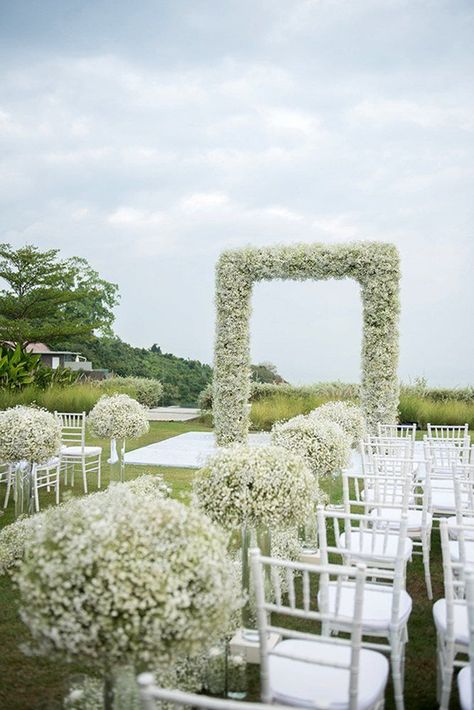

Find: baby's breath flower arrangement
213;242;400;444
88;394;149;481
0;474;170;575
271;415;350;478
193;444;317;635
193;444;317;531
309;400;367;447
15;484;238;706
0;405;61;516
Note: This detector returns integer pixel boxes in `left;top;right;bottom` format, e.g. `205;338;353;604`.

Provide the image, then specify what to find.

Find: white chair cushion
339;530;413;562
35;457;60;471
61;446;102;457
431;489;455;512
447;516;474;540
321;582;412;633
432;599;468;644
448;539;474;563
457;665;472;710
369;508;432;533
269;638;389;710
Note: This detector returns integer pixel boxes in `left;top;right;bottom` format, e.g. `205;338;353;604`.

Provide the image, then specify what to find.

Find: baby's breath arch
213;242;400;444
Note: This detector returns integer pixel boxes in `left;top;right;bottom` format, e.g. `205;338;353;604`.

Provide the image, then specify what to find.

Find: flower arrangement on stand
308;400;367;447
271;415;350;551
0;405;61;517
193;444;317;642
14;481;238;709
88;394;149;482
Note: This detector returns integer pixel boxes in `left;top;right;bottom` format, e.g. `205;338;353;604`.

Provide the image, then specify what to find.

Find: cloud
0;0;473;385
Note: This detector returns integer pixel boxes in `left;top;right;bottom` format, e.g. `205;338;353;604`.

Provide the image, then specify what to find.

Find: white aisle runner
124;431;272;469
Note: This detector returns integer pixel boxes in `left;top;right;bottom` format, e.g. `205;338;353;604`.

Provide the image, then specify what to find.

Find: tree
0;244;120;346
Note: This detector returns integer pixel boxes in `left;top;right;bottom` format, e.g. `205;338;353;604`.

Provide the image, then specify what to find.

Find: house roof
26;343;82;356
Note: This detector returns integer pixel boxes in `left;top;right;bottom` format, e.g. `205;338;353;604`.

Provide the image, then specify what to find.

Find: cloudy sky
1;0;473;386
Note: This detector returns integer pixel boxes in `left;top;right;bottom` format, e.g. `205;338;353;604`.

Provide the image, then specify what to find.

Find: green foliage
0;383;102;413
0;243;119;345
57;336;212;406
0;344;40;389
98;376;163;408
250;361;285;384
34;366;80;390
399;394;474;429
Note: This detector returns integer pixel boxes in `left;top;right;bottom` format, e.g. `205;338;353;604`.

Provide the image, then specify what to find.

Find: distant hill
56;337;286;406
55;336;212;406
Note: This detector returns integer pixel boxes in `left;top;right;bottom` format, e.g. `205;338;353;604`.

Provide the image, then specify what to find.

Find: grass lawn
0;422;460;709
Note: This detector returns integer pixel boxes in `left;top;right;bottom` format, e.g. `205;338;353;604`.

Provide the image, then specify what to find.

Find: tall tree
0;244;120;346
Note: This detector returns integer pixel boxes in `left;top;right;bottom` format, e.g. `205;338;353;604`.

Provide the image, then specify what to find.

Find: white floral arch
213;241;400;445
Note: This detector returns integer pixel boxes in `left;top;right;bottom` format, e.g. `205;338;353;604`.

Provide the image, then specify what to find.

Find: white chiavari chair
3;458;61;512
251;550;389;710
433;519;473;710
318;506;411;710
457;566;474;710
55;411;102;493
137;676;289;710
343;466;433;599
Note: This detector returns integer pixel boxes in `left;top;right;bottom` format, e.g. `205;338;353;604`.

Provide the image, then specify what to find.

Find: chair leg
390;636;405;710
97;455;101;489
437;637;454;710
82;458;88;494
55;472;60;505
422;535;433;600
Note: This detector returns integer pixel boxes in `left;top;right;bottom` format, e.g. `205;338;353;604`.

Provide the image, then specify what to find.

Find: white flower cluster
0;474;171;575
213;242;400;443
88;394;150;440
193;444;318;530
309;400;367;447
271;415;350;478
0;405;61;463
15;483;239;668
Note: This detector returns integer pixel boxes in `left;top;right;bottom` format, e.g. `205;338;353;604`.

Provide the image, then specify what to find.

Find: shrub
0;405;61;463
309;400;367;447
271;415;350;478
98;376;163;408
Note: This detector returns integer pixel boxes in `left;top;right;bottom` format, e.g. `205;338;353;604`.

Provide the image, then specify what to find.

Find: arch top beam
213;241;400;445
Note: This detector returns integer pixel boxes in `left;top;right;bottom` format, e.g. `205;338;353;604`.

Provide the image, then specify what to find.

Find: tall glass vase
14;461;34;518
241;524;271;641
108;439;127;483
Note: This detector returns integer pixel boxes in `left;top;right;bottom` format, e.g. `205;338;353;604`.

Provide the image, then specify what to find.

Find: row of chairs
0;411;102;512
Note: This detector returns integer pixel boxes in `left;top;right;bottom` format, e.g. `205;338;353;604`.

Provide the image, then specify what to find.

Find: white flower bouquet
0;405;61;516
193;444;317;531
0;405;61;464
271;415;350;478
88;394;149;480
308;400;367;447
15;483;239;671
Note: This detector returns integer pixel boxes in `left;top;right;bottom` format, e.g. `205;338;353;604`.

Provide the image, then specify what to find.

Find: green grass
400;394;474;429
0;384;103;414
0;421;459;709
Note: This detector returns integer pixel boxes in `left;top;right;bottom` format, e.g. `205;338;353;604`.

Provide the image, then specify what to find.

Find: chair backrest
55;411;86;448
136;676;289;710
377;423;416;441
424;437;472;468
361;439;413;475
343;469;413;515
317;506;407;631
250;549;367;710
453;466;474;522
440;519;474;644
317;504;410;575
427;423;469;441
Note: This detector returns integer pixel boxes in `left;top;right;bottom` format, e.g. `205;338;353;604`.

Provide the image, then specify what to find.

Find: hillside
56;337;212;406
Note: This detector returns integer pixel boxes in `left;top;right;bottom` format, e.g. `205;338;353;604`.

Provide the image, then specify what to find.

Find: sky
0;0;473;386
